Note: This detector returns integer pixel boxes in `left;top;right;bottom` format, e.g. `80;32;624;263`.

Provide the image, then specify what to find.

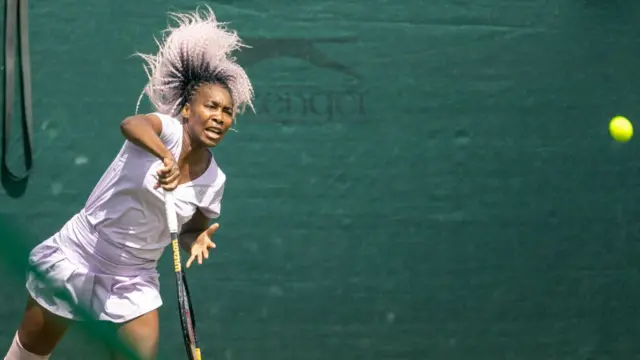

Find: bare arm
120;114;172;160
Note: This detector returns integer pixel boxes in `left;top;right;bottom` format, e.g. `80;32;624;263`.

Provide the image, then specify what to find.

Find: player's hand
155;155;180;191
186;223;218;268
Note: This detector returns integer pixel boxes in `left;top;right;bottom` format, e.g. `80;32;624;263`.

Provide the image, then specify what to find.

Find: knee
115;311;159;360
11;297;70;357
115;331;158;360
131;337;158;360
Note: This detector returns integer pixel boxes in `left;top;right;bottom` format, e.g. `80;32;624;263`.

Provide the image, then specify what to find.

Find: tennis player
4;7;253;360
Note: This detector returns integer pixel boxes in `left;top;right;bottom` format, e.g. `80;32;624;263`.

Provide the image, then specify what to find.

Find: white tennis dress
26;112;226;323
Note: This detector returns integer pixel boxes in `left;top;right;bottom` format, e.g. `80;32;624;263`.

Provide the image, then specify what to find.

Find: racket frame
165;191;202;360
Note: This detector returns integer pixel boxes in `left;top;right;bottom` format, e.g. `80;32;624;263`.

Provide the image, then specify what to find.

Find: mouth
204;127;223;139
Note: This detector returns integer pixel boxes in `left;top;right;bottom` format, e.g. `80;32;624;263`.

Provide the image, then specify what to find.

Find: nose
209;108;223;123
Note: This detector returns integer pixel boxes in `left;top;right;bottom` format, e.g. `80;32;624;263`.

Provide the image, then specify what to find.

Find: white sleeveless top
55;112;225;273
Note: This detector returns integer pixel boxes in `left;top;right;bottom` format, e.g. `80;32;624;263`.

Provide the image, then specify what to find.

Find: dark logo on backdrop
238;36;366;122
239;37;360;79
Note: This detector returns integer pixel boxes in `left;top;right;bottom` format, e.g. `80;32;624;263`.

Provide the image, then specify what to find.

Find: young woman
4;7;253;360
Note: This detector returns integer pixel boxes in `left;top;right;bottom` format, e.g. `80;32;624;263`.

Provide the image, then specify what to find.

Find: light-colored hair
135;6;254;118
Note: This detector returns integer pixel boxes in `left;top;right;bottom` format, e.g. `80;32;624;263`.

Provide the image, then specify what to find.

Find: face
182;83;234;148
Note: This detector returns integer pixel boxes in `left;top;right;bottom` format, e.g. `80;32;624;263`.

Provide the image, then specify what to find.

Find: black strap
2;0;33;191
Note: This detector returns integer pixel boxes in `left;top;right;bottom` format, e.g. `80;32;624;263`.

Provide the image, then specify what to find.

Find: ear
182;103;190;120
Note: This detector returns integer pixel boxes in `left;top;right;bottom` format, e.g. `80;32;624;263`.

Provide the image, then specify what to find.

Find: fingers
156;161;174;177
156;165;178;180
185;226;220;269
157;166;179;180
185;241;215;269
205;223;220;236
158;173;180;190
155;161;180;191
186;252;203;269
186;253;196;268
155;177;179;191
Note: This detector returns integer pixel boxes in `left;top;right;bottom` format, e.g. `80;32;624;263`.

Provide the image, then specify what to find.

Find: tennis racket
164;191;202;360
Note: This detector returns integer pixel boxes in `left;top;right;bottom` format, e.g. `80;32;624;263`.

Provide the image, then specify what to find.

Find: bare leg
110;310;159;360
4;296;72;359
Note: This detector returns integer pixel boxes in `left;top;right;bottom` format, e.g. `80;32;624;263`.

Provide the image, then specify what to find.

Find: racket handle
164;190;178;233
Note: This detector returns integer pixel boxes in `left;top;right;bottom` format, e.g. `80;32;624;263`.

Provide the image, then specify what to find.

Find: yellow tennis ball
609;116;633;142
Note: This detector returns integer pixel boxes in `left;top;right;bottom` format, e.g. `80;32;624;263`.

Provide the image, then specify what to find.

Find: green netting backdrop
2;0;640;359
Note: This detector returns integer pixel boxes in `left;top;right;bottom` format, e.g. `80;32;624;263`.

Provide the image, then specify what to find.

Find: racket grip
164;191;178;233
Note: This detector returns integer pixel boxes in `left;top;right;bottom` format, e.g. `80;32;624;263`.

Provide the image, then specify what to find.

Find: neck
180;126;207;164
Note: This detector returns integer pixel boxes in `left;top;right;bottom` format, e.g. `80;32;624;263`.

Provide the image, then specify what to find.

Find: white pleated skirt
25;233;163;324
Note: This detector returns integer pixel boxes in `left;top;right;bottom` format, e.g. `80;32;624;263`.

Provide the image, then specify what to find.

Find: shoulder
148;112;182;146
209;155;226;188
202;155;226;200
194;155;226;218
149;112;181;132
148;112;177;123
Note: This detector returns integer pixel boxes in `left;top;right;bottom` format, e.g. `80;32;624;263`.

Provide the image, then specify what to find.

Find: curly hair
134;6;254;118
